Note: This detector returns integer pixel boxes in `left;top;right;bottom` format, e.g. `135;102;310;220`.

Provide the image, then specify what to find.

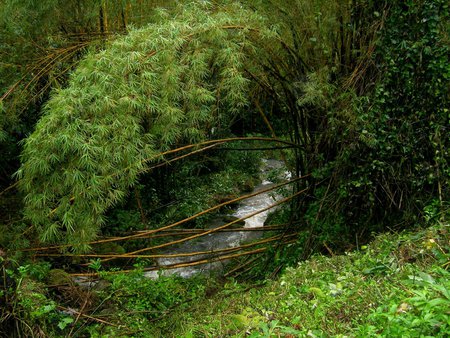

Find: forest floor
147;222;449;337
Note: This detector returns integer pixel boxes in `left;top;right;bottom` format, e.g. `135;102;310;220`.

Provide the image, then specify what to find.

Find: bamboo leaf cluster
17;2;277;250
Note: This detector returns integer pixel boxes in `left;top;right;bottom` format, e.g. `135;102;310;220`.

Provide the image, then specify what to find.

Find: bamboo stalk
91;225;285;244
254;99;276;138
152;247;267;270
226;239;297;279
115;137;299;182
70;237;297;278
134;188;147;224
2;42;87;102
144;142;224;172
24;176;306;252
22;43;90;94
0;181;18;197
99;188;307;262
57;305;118;327
15;43;90;117
76;226;285;248
37;233;297;260
136;136;299;167
68;298;89;337
134;224;285;234
224;255;263;277
70;249;257;277
45;137;301;218
71;232;297;267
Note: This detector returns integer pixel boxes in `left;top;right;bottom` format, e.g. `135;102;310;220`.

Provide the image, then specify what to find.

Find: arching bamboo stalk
133;224;286;235
86;225;285;245
69;227;296;267
1;42;89;102
44;136;300;218
99;188;308;262
36;233;297;260
123;136;300;176
22;175;307;252
144;142;225;172
72;226;287;255
10;42;91;115
70;237;298;278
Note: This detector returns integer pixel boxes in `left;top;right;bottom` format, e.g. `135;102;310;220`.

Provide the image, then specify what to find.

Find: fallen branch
37;233;296;260
70;237;297;277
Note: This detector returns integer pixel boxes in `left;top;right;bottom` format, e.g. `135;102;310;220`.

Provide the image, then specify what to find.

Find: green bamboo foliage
17;3;278;251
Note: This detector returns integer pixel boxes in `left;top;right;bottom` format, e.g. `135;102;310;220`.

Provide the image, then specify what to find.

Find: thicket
2;0;445;253
280;0;450;257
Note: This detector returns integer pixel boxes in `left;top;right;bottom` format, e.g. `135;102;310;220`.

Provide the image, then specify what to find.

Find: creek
144;159;289;279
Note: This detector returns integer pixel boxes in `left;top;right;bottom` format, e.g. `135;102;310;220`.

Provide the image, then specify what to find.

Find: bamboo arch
22;138;309;278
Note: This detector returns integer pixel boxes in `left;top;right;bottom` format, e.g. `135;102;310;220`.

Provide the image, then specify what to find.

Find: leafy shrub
0;260;74;337
358;268;449;337
81;269;211;336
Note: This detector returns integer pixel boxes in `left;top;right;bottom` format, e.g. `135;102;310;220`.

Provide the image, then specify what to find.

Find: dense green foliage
1;259;215;337
293;0;449;254
351;0;449;224
4;0;447;252
0;0;449;336
16;3;277;249
2;222;447;337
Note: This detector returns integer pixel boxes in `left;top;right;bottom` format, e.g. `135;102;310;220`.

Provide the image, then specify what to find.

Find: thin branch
0;181;19;197
70;238;297;278
44;137;301;217
37;233;296;260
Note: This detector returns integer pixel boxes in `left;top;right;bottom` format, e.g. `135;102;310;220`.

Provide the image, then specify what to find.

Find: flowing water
144;159;288;279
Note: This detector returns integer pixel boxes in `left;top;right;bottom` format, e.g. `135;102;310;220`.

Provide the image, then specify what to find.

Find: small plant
88;258;102;271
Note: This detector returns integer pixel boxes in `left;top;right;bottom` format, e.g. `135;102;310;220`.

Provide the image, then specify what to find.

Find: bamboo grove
1;0;448;267
16;3;284;250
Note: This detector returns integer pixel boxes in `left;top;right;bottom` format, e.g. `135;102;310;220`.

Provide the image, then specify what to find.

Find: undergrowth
148;222;449;337
2;222;448;337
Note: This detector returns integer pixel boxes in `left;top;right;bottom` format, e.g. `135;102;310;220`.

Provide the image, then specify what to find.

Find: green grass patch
147;223;449;337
